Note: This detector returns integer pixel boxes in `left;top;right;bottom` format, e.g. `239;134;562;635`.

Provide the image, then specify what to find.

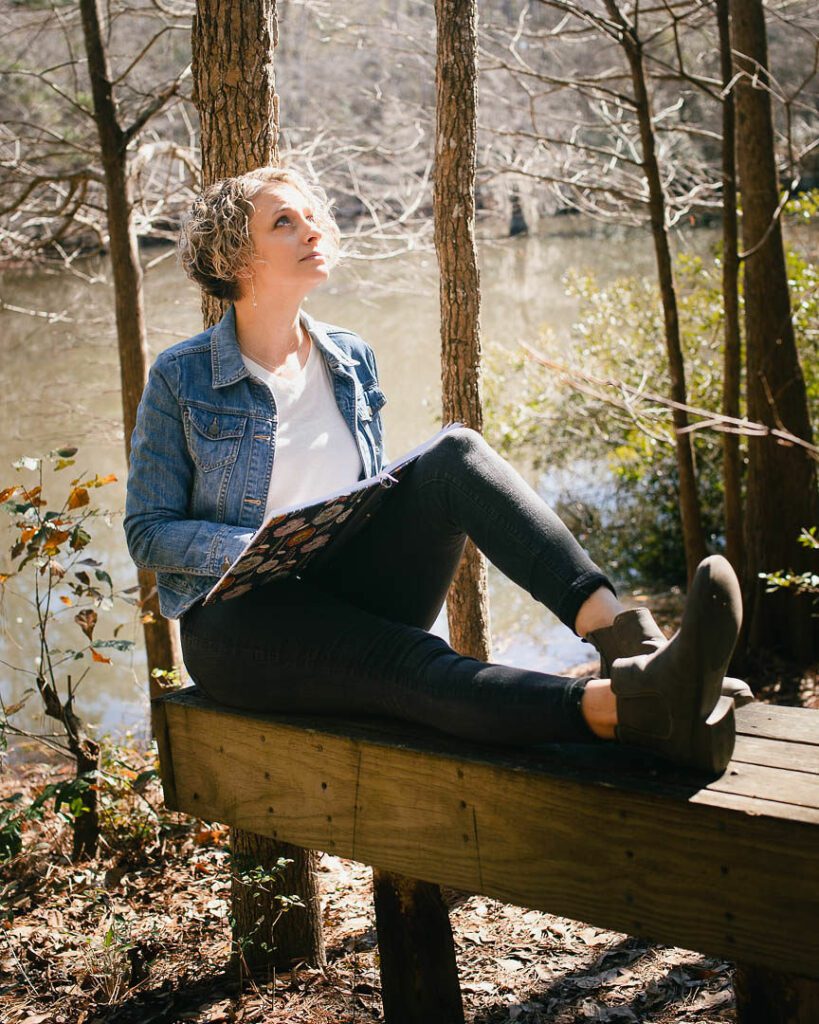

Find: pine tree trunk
716;0;744;580
191;0;325;976
79;0;179;685
369;1;493;1018
435;0;491;662
604;0;706;584
730;0;819;664
230;830;325;978
192;0;280;327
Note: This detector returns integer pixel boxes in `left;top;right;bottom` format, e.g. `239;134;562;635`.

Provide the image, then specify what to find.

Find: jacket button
208;419;219;438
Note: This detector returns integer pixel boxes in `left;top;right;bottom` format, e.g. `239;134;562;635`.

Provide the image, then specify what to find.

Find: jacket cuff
210;527;255;576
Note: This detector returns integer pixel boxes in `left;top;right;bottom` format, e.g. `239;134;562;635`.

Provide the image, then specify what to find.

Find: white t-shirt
242;338;363;519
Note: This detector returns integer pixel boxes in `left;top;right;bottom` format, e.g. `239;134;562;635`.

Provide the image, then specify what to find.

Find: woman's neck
233;291;306;370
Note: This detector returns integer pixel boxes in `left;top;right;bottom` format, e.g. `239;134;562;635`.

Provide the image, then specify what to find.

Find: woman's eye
274;215;291;227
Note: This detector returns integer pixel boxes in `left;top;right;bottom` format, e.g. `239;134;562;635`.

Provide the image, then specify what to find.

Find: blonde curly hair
178;166;341;301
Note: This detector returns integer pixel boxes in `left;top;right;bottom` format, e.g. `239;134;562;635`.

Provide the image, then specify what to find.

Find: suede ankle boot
604;555;742;775
587;607;753;707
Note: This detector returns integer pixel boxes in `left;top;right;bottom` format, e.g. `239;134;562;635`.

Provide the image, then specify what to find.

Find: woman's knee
424;425;489;473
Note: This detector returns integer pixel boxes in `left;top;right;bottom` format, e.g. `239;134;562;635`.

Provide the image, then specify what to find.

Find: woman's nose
303;217;321;242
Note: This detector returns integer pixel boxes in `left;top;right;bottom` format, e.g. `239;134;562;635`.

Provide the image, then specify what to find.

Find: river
0;220;712;748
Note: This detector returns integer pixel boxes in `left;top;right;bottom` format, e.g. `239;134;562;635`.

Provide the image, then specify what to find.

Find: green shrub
485;240;817;587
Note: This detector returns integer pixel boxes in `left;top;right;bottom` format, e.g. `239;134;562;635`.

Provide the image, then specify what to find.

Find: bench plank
153;690;819;980
707;759;819;809
736;703;819;745
731;732;819;774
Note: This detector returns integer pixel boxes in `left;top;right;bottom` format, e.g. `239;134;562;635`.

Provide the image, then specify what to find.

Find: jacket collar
211;305;357;388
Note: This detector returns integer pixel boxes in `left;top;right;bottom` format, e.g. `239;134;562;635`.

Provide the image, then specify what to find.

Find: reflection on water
0;222;683;743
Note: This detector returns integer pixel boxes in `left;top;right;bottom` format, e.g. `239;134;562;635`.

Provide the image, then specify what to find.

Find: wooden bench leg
372;869;465;1024
735;964;819;1023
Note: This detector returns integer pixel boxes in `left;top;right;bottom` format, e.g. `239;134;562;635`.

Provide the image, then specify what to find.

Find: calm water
0;221;702;746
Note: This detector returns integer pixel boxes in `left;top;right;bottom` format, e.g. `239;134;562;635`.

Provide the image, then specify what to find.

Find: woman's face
243;182;330;300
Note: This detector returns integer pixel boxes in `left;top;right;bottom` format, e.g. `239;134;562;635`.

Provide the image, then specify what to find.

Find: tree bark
365;2;489;1019
734;965;819;1024
191;0;325;976
192;0;280;326
372;869;464;1024
604;0;706;584
230;830;325;977
716;0;744;581
730;0;819;664
79;0;179;688
71;741;101;863
434;0;491;662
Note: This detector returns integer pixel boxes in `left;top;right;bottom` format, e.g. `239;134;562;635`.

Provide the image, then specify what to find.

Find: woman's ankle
575;587;628;638
581;678;618;740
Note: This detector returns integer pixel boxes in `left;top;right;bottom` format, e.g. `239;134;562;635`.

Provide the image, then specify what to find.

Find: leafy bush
485;240;818;587
0;447;140;859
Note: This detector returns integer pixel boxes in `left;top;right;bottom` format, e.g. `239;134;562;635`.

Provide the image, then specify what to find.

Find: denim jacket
124;305;387;619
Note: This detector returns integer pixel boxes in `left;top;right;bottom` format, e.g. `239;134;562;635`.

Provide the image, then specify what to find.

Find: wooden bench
152;689;819;1022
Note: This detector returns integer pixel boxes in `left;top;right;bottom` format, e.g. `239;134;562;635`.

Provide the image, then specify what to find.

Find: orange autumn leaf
21;486;43;506
194;827;228;846
43;530;71;555
20;527;37;544
68;487;89;510
91;648;111;664
60;595;73;606
0;486;19;503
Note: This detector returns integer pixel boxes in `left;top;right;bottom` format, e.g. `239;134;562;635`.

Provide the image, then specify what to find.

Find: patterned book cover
203;423;462;604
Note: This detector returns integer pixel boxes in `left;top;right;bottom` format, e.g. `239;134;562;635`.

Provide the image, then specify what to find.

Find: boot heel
688;695;736;775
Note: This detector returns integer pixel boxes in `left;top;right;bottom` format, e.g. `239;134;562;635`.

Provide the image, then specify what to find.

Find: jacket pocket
359;383;387;422
184;406;247;472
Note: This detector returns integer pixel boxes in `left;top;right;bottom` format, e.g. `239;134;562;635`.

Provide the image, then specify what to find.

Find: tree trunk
79;0;179;685
716;0;744;581
230;830;325;977
372;869;464;1024
435;0;491;662
734;965;819;1024
192;0;280;327
731;0;819;664
191;0;324;977
71;741;100;863
604;0;706;584
367;1;490;1018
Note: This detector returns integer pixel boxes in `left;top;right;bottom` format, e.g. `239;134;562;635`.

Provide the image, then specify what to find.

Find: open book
203;423;463;604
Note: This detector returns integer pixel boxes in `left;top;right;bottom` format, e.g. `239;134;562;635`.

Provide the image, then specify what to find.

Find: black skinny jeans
181;427;614;746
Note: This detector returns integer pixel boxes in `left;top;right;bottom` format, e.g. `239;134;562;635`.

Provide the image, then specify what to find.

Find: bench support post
735;965;819;1024
372;869;464;1024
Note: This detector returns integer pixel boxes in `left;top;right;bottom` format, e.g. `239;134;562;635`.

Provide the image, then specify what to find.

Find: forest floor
2;622;815;1024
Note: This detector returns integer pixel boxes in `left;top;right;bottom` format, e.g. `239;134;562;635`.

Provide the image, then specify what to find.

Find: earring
250;276;257;309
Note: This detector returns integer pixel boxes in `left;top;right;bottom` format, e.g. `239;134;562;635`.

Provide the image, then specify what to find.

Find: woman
125;165;749;776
